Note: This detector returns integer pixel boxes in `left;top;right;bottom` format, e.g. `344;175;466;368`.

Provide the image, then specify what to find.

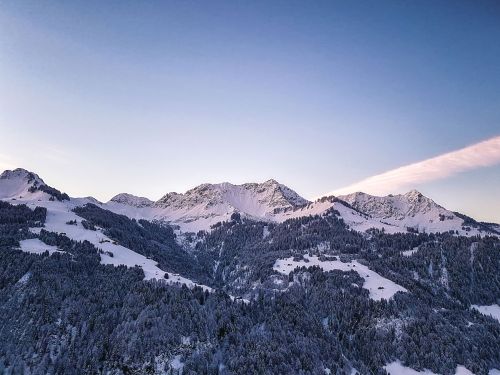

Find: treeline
0;201;46;248
28;184;69;201
73;204;211;284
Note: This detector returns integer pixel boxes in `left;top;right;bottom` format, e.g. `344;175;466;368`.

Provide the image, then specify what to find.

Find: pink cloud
327;136;500;196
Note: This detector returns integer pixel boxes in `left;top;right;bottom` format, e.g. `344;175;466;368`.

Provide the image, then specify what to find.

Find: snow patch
274;255;407;301
19;238;62;255
385;361;474;375
471;304;500;323
402;247;419;257
262;225;270;239
170;354;184;374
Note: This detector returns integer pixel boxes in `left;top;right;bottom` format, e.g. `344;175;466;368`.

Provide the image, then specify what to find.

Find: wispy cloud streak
327;136;500;197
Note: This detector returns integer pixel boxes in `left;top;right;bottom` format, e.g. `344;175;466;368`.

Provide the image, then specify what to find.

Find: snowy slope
274;255;407;301
2;168;498;235
471;304;500;323
338;190;489;236
104;187;498;235
105;179;309;232
0;168;47;200
1;170;211;290
273;196;400;233
109;193;154;208
24;198;211;290
384;361;475;375
18;238;62;255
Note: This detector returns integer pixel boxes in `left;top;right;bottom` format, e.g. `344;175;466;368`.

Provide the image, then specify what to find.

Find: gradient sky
1;1;499;222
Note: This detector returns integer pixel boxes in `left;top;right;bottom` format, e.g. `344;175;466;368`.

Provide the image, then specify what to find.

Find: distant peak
402;189;433;204
0;168;44;184
404;189;423;197
109;193;154;208
263;178;279;185
0;168;70;201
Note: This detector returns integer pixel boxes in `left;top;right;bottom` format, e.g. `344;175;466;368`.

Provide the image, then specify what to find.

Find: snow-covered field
384;361;475;375
385;361;500;375
19;238;62;255
472;304;500;323
273;255;407;300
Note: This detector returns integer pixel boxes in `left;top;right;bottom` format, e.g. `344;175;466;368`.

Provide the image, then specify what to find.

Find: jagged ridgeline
1;168;500;374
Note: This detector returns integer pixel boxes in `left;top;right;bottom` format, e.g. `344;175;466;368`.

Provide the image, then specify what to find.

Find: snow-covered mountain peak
148;180;309;231
404;189;423;198
402;189;432;204
331;190;496;236
155;180;308;213
339;190;442;220
109;193;154;208
2;167;497;236
0;168;44;185
0;168;45;199
0;168;70;202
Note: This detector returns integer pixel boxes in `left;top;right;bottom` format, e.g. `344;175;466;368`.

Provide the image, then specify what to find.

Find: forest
0;202;499;374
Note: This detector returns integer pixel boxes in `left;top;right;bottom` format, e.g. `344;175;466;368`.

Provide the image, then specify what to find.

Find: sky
0;1;499;222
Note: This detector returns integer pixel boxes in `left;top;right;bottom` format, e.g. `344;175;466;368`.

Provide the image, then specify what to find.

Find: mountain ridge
1;168;497;236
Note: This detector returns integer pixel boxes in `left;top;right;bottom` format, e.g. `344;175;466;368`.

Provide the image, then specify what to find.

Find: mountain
0;168;45;200
151;179;309;231
336;189;490;236
1;168;498;236
109;193;154;208
102;179;309;231
0;168;69;202
2;167;500;374
94;176;499;235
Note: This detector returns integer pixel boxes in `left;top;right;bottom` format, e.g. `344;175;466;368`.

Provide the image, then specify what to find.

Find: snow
104;179;309;232
385;361;437;375
402;247;419;257
339;191;488;237
262;225;270;239
19;238;62;255
2;168;498;236
490;370;500;375
471;304;500;323
455;367;474;375
385;361;474;375
17;272;31;284
102;180;498;236
274;255;407;300
4;194;212;291
170;354;184;373
0;168;47;200
109;193;153;208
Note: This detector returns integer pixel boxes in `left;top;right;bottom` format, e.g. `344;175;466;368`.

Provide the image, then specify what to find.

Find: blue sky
1;1;499;222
